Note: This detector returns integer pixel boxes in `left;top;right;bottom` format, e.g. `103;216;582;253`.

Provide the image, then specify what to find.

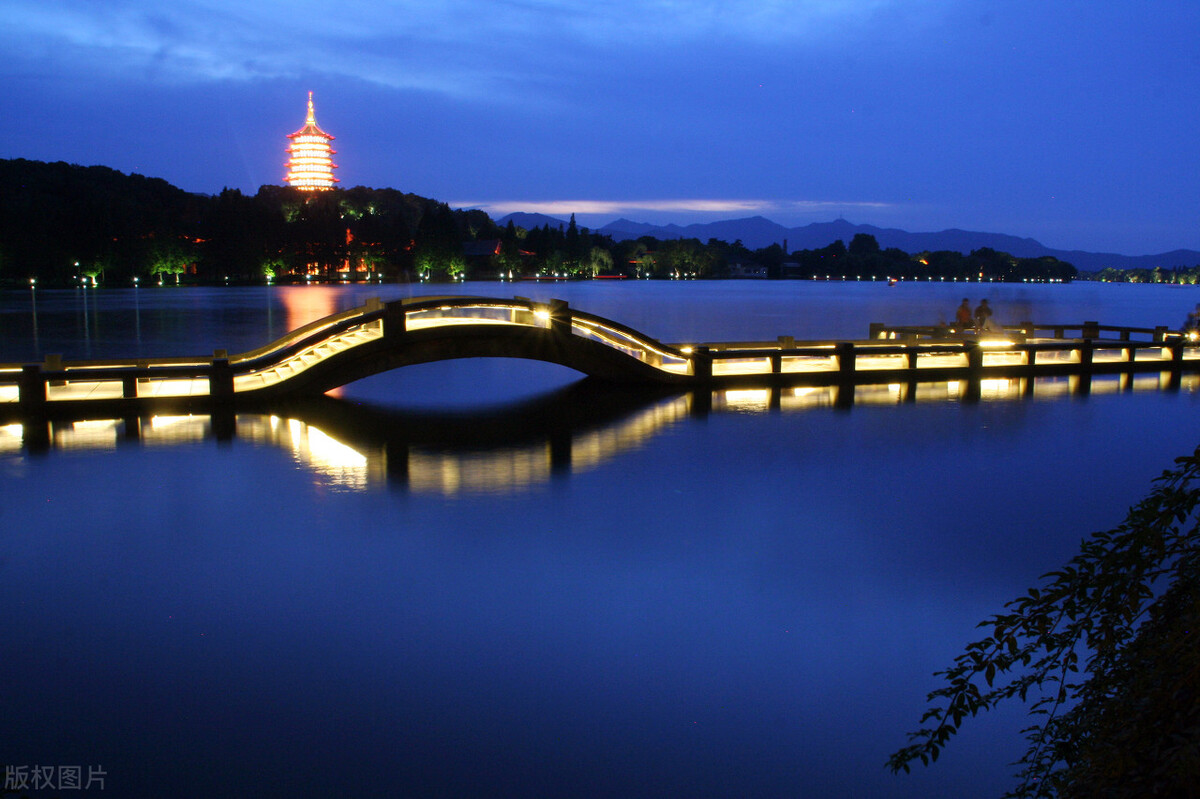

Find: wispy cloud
0;0;503;96
467;199;776;217
456;198;895;221
0;0;935;99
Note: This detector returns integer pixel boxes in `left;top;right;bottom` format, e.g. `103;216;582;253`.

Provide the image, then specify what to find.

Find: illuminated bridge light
284;91;339;191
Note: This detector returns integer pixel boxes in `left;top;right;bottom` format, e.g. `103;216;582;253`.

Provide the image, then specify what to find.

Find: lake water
3;280;1199;798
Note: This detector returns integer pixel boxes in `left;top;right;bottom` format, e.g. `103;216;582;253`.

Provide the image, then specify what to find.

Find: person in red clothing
954;298;972;328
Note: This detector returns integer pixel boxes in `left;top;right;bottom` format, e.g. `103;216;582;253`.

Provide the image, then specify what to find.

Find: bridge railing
4;294;1199;410
400;296;534;329
395;296;694;371
2;360;224;406
0;299;393;406
686;337;1196;378
230;301;383;365
872;321;1175;343
0;296;544;406
567;309;691;370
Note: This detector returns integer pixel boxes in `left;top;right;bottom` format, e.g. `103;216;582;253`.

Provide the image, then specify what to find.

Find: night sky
3;0;1199;254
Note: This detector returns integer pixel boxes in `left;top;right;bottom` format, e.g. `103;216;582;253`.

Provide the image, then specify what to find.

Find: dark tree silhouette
889;447;1200;797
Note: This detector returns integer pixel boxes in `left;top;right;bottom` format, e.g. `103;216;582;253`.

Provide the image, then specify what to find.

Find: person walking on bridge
973;299;994;332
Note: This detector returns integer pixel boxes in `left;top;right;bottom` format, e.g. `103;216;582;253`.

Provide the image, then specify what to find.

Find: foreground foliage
889;447;1200;797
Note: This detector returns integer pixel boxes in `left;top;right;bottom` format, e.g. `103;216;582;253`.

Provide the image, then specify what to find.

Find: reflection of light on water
274;288;348;398
283;418;370;491
940;380;1019;401
151;415;195;429
0;422;23;454
906;382;965;402
5;371;1198;493
784;387;836;409
304;426;368;469
408;449;543;496
146;415;209;444
720;389;771;412
277;286;341;333
570;396;691;474
55;419;119;450
979;378;1013;398
74;419;116;429
233;415;282;446
407;395;693;495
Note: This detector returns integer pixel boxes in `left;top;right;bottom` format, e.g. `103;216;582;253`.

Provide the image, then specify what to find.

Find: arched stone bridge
236;295;696;399
3;294;1199;413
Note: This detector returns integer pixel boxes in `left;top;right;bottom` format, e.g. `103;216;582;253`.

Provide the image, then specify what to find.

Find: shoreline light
284;91;338;191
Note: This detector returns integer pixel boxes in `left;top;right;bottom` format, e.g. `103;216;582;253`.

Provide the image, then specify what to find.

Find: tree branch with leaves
889;447;1200;797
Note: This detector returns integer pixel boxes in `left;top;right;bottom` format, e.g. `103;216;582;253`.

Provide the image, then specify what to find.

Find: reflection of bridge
2;295;1199;412
0;385;695;495
4;372;1197;494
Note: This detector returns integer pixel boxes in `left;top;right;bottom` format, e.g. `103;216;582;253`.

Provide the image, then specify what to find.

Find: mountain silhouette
500;212;1200;272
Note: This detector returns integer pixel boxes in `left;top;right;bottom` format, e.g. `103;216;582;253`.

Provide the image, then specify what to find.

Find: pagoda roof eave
288;124;334;139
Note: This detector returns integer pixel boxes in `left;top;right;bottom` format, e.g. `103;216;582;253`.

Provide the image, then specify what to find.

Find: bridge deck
2;295;1198;411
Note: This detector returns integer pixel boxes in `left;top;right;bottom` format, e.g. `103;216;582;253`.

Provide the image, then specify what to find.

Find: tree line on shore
1093;265;1200;284
1;158;1078;286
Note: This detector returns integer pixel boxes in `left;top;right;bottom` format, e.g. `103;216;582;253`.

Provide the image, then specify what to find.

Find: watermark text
5;765;106;791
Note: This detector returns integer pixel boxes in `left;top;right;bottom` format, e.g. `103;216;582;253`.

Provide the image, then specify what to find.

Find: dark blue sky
3;0;1199;254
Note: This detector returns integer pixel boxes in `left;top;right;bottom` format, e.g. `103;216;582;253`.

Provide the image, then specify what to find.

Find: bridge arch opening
331;357;590;411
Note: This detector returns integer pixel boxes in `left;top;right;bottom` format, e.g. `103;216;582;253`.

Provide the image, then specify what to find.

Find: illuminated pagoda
284;91;338;190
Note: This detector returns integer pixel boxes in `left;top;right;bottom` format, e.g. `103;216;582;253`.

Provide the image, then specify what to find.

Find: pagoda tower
284;91;338;190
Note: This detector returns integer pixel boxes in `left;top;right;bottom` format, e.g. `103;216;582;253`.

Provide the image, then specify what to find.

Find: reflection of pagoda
284;91;339;190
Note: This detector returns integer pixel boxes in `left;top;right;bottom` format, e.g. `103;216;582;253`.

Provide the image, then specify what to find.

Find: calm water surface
3;281;1199;797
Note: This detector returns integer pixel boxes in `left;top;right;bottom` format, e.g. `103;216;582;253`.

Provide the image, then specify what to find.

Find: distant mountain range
497;213;1200;273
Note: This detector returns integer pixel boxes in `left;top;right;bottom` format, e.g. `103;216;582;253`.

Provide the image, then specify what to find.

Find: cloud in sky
460;198;896;224
1;0;935;97
4;0;1200;253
